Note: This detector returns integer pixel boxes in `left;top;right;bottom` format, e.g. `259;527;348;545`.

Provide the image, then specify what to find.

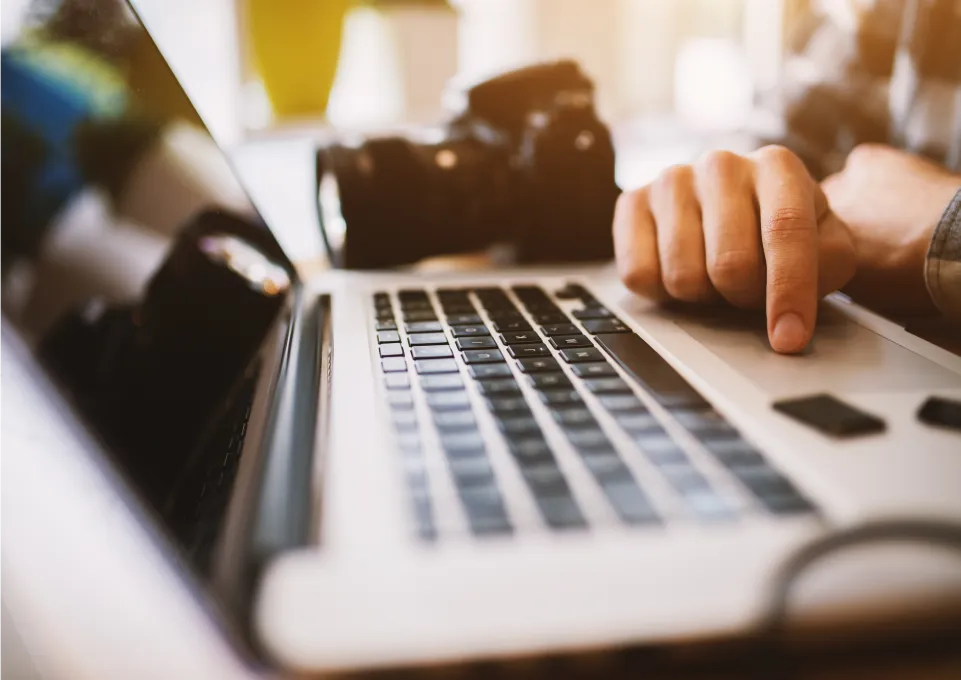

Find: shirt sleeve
925;188;961;322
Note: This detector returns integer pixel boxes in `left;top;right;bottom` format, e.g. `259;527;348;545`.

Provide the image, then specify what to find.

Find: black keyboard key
551;407;597;429
486;397;530;415
522;464;570;496
552;283;587;300
492;319;532;333
403;311;438;322
396;431;422;453
408;332;448;346
635;433;685;458
732;466;798;499
459;486;512;535
375;309;395;320
581;318;630;334
449;456;495;488
476;378;521;396
381;357;408;372
509;344;552;359
528;372;572;390
564;428;611;451
595;333;708;409
410;494;436;541
415;358;459;374
672;408;738;437
420;373;463;391
539;389;584;407
602;481;659;524
485;309;524;320
583;378;632;394
441;304;477;315
507;438;555;466
581;451;634;483
463;349;505;364
384;373;411;389
397;289;429;301
573;307;614;320
560;348;605;363
549;335;593;350
917;396;961;431
536;495;587;530
615;412;661;433
600;395;646;412
376;320;398;331
377;330;401;344
570;362;617;378
392;410;418;430
450;325;490;338
662;468;711;493
516;357;560;373
456;337;498;351
468;363;513;379
682;489;736;520
702;439;765;469
446;314;483;325
531;312;570;324
440;431;486;457
379;343;404;358
759;493;815;515
401;300;434;312
500;331;541;345
540;324;580;337
406;321;443;333
497;416;542;438
773;393;885;438
426;390;471;411
387;391;414;409
433;410;477;431
411;345;453;359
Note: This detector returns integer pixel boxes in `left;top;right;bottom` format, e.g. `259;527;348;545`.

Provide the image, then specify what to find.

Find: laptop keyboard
372;283;815;540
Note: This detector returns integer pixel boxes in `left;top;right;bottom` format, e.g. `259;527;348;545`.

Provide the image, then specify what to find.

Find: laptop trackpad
668;304;961;399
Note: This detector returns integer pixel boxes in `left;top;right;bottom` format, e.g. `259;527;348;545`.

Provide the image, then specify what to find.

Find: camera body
317;60;620;269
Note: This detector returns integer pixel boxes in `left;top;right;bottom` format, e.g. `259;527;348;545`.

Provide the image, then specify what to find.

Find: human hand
613;145;856;354
821;144;961;315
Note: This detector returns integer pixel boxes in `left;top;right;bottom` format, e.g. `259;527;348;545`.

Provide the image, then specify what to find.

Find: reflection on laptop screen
1;0;292;574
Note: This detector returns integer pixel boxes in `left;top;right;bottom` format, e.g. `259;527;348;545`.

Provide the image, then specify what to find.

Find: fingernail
771;313;808;354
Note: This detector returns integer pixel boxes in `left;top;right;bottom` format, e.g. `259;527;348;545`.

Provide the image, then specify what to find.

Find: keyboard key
581;318;630;334
594;333;708;409
411;345;453;359
462;349;505;364
573;307;614;320
662;469;712;493
392;410;418;430
535;495;587;529
459;486;512;535
377;330;401;344
388;392;414;409
500;331;541;345
507;438;555;466
446;314;482;325
433;410;476;431
476;378;521;396
552;408;597;429
441;304;477;315
671;408;737;437
492;320;532;333
532;312;570;324
456;337;498;350
615;412;661;433
468;363;513;379
635;434;685;458
408;332;448;346
381;358;408;372
486;397;531;415
450;325;490;337
406;321;443;333
682;490;736;521
759;493;815;515
384;373;411;389
581;451;634;483
485;309;524;320
549;335;593;350
732;466;798;499
509;344;552;359
583;378;632;394
420;374;463;391
702;440;765;469
379;343;404;358
516;357;560;373
415;358;459;374
403;311;438;322
401;300;434;312
440;431;486;456
522;464;570;496
528;372;572;390
376;320;398;331
540;323;580;337
375;309;395;321
539;390;583;407
396;431;422;453
560;347;605;363
600;395;646;412
449;457;495;487
564;428;611;450
426;390;471;411
602;481;659;524
497;416;542;438
570;362;617;378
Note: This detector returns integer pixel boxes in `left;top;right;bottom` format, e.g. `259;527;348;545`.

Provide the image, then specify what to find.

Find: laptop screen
1;0;294;574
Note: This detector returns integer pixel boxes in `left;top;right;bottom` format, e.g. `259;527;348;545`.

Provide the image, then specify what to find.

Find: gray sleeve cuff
925;188;961;322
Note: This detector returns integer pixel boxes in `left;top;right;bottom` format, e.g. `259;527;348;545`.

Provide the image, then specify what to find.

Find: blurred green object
246;0;352;119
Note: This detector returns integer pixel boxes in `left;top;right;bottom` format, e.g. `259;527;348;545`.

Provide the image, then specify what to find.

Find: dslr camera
316;60;621;269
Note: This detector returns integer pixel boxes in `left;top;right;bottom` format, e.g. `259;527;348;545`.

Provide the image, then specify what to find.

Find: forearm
926;188;961;322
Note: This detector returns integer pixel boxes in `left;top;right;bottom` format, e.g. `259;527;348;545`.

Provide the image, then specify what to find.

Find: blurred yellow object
245;0;350;119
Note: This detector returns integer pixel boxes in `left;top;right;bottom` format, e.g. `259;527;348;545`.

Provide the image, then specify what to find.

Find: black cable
758;519;961;679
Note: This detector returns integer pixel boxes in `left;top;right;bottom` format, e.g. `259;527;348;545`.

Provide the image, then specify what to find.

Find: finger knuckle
696;149;744;179
653;164;694;197
846;143;884;167
709;248;763;296
619;261;660;297
765;206;814;240
662;265;710;301
753;144;800;169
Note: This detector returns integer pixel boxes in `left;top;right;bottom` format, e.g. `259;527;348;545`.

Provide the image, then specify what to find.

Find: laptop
3;2;961;677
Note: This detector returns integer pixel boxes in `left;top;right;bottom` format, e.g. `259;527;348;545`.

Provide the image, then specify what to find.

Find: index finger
751;146;822;354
